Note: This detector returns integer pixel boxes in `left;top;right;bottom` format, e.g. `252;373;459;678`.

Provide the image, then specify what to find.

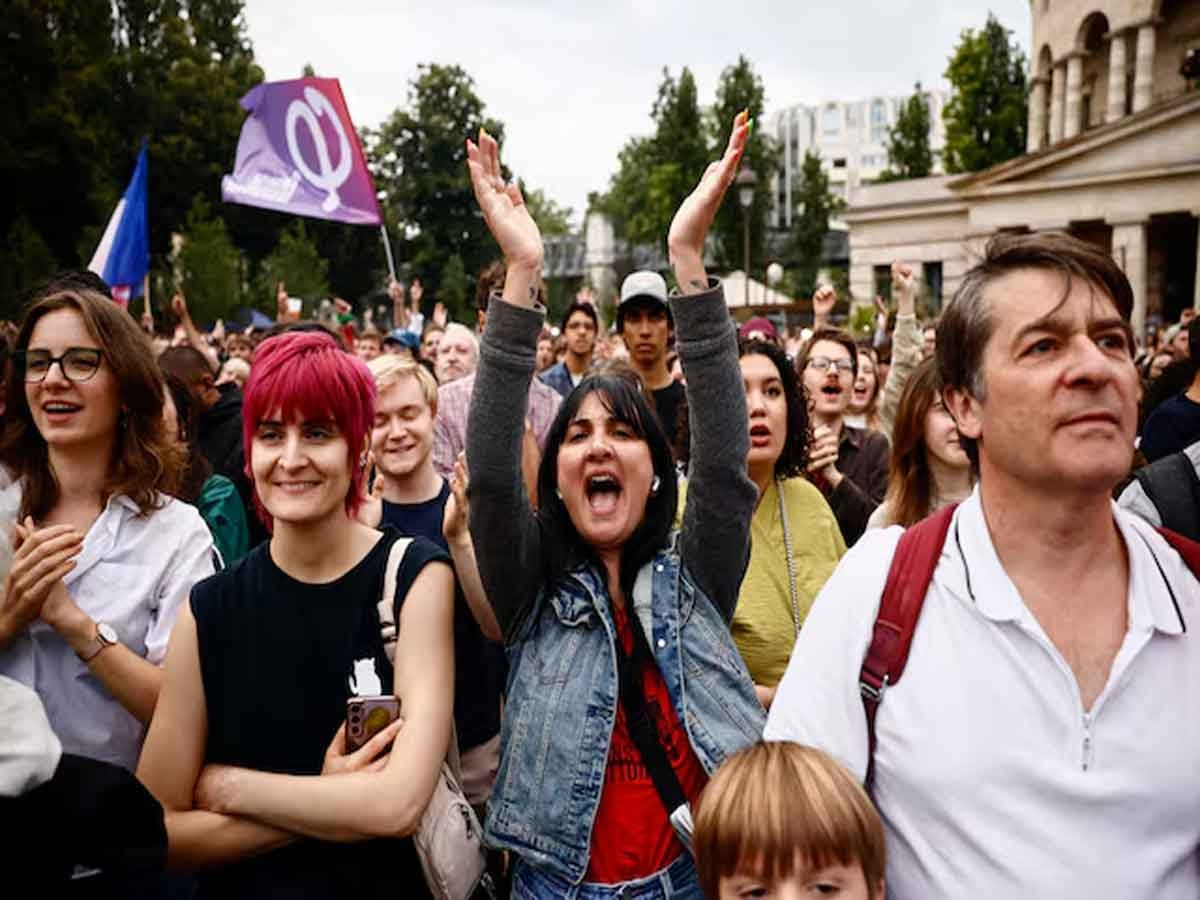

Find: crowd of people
2;111;1200;900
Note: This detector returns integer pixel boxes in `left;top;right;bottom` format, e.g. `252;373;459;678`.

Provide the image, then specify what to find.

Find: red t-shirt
585;604;708;884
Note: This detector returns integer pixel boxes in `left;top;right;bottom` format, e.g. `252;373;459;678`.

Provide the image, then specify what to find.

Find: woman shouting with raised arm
464;113;764;898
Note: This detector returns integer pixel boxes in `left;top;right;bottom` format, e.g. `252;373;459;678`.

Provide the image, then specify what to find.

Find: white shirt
0;676;61;796
766;487;1200;899
0;487;216;771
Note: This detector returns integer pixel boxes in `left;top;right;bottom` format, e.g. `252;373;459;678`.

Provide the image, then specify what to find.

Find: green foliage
708;56;775;271
595;67;709;251
788;152;843;298
178;195;243;325
879;84;934;182
0;218;60;321
254;221;329;315
371;63;506;323
437;254;470;313
521;185;574;236
942;13;1027;174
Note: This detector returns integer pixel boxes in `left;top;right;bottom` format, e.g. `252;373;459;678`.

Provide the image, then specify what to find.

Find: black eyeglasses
16;348;104;384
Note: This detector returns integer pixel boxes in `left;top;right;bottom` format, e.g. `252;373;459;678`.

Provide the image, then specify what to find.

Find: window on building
822;106;840;137
870;100;888;144
925;261;944;313
833;158;847;169
874;265;892;303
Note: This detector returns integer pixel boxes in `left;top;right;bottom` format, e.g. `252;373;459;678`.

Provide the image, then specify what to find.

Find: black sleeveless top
191;527;447;899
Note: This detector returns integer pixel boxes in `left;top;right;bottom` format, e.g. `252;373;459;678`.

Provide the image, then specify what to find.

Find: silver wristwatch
79;622;119;662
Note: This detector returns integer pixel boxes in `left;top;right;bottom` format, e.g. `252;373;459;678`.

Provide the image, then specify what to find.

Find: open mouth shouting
585;471;623;516
749;423;772;449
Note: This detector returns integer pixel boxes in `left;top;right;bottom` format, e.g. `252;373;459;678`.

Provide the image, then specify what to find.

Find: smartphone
345;696;401;752
287;297;303;314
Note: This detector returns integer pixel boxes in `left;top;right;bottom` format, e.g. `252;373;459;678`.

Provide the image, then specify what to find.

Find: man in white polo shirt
766;232;1200;899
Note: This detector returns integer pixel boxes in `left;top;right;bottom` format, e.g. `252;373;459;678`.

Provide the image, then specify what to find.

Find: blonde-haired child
695;742;885;899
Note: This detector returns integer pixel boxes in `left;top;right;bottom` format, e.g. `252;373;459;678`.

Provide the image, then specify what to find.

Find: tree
254;221;329;315
596;67;709;251
708;56;775;272
437;254;470;313
788;151;843;298
0;218;60;321
371;64;506;323
879;84;934;182
521;185;573;236
177;196;243;325
942;13;1027;173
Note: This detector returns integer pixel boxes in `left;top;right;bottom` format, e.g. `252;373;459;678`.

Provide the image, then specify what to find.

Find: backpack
859;503;1200;785
1133;451;1200;542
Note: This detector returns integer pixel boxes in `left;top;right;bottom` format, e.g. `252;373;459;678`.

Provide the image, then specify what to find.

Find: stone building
844;0;1199;338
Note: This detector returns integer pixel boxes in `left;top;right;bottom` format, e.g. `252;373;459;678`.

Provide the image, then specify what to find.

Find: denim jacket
485;546;765;880
468;282;763;883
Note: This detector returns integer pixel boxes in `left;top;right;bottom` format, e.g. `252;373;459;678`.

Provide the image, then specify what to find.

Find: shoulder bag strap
1135;452;1200;540
613;607;693;851
376;535;464;780
859;503;956;787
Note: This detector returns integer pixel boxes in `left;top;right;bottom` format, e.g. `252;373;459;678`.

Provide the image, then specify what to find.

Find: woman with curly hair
683;339;844;709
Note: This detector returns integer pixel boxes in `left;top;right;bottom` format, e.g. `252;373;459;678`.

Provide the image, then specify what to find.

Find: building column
1049;63;1066;144
1106;30;1128;123
1028;77;1049;152
1133;22;1157;113
1111;221;1149;340
1064;54;1084;139
1193;210;1200;313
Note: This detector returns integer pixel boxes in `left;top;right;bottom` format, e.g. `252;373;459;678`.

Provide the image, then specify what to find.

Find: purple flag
222;77;382;225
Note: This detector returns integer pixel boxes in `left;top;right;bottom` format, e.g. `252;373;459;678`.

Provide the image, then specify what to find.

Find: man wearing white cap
617;270;688;463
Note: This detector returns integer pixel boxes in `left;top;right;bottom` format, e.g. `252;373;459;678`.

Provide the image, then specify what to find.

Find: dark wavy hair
537;373;679;597
1;280;181;521
162;370;213;504
738;339;810;478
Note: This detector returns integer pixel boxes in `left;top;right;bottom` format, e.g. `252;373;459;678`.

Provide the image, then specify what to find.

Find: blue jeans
512;854;701;900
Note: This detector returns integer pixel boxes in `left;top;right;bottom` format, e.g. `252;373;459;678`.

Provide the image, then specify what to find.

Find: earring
650;475;661;496
555;488;563;501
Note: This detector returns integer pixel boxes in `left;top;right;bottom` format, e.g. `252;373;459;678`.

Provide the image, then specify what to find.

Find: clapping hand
466;129;543;303
807;425;842;488
1;518;83;646
668;110;750;291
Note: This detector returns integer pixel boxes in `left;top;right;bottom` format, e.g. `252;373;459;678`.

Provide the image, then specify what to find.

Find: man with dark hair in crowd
768;231;1200;898
617;270;688;461
539;300;598;397
1141;316;1200;462
432;260;561;481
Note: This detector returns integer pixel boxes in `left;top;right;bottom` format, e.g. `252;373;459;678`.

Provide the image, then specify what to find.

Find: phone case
345;695;400;752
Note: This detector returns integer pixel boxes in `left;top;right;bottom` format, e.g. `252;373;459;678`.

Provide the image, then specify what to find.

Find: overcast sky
242;1;1030;225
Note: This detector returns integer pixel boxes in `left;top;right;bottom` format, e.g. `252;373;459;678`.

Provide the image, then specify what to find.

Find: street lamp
735;164;758;307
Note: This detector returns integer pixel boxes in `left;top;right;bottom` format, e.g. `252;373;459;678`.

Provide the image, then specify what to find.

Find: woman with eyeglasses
0;280;216;779
797;328;890;547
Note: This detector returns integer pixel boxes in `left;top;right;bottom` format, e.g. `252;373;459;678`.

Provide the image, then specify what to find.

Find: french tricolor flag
88;142;150;307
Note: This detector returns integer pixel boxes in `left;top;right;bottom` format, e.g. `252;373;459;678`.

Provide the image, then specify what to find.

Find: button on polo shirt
766;488;1200;899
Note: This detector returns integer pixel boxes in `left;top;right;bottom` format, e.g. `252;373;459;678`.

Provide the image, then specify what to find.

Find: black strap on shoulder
1134;452;1200;541
613;609;689;826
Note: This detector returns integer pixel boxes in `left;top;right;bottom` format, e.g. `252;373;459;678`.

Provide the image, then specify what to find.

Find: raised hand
355;453;384;529
443;453;470;544
812;284;837;327
891;262;918;315
171;293;190;322
432;302;448;328
466;130;543;275
668;109;750;291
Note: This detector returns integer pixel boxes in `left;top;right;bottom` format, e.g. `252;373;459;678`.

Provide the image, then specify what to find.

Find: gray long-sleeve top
466;282;757;639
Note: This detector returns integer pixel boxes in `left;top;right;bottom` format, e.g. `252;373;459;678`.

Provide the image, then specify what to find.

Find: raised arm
670;111;759;620
877;262;921;441
462;129;548;640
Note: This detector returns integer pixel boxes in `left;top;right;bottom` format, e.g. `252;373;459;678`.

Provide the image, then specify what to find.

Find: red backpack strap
1156;527;1200;581
860;503;958;786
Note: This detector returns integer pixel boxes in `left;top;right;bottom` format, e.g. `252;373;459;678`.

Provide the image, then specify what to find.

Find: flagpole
143;273;151;318
380;224;396;281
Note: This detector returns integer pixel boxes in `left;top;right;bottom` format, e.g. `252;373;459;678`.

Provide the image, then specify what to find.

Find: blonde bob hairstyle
695;742;886;899
367;352;439;414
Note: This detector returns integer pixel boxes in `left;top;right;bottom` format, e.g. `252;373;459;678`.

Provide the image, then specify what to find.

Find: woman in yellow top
680;339;845;708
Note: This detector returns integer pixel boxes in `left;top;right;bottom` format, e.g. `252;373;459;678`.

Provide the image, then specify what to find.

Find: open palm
466;129;543;269
667;110;750;260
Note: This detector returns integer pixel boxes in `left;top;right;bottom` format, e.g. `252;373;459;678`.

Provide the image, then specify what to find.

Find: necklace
776;477;802;636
